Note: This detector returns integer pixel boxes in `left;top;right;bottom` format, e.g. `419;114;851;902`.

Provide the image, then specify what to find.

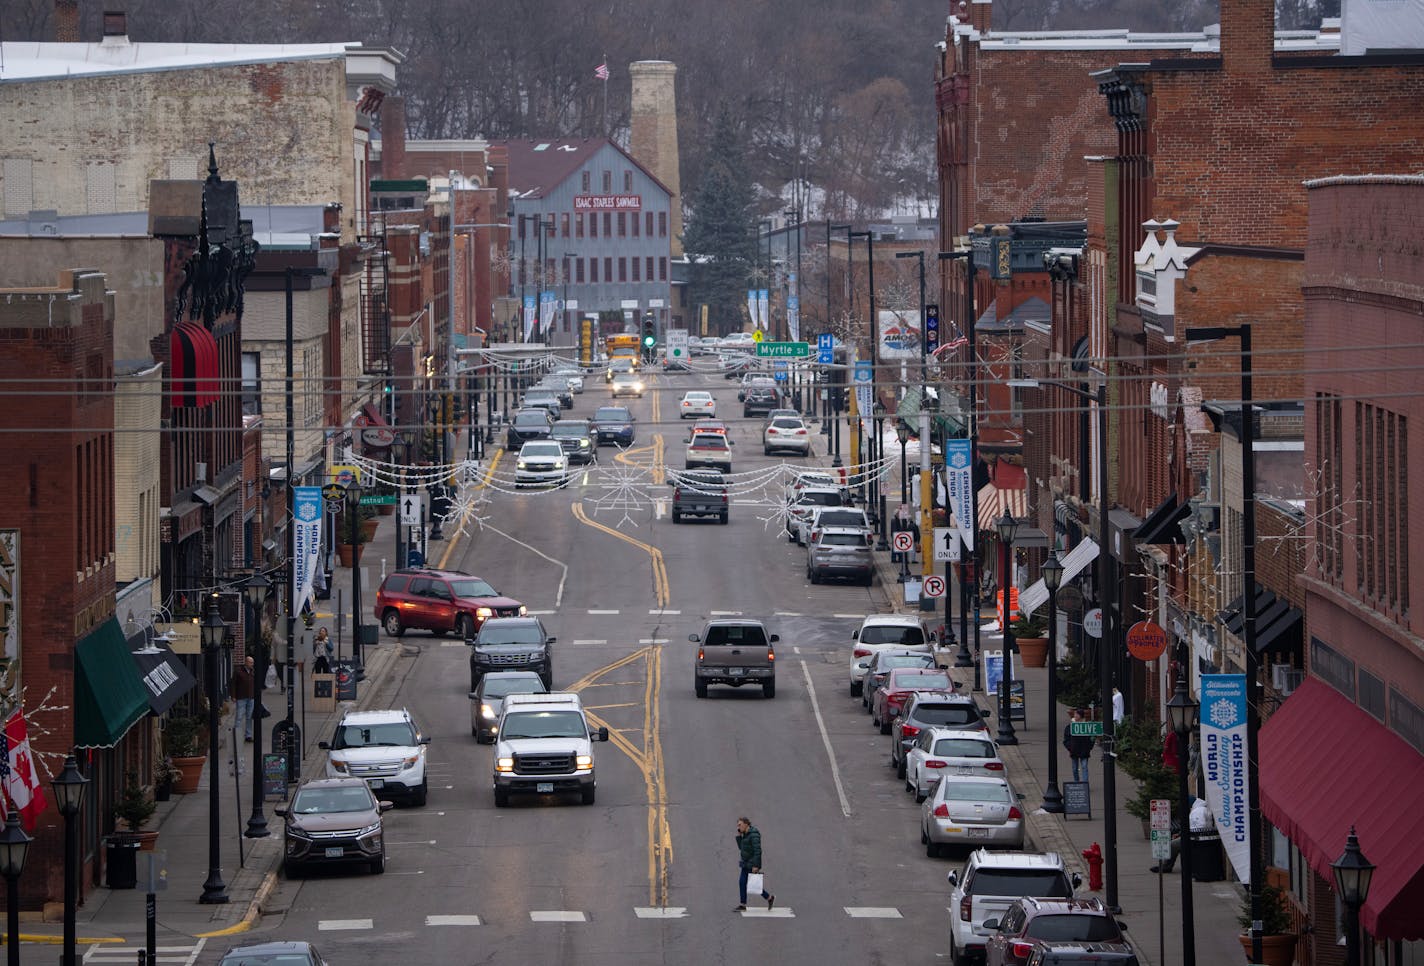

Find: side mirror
668;480;676;487
420;737;432;745
1117;920;1129;931
688;633;701;643
946;871;959;887
982;918;1001;931
1071;872;1083;889
769;633;780;643
318;741;331;750
378;801;395;812
273;807;288;817
596;726;610;742
547;636;558;645
851;629;860;641
468;691;478;700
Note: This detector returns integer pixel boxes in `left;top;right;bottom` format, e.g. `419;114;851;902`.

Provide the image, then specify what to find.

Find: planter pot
1017;637;1049;668
336;543;365;568
134;830;159;852
154;781;172;802
170;755;206;794
377;504;396;516
361;519;380;542
1238;933;1297;966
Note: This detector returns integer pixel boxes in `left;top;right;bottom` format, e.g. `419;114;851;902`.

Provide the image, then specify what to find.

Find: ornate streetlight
1333;827;1375;966
346;478;366;678
199;595;230;904
1041;550;1066;813
243;571;273;838
0;812;33;966
51;754;88;966
995;510;1020;745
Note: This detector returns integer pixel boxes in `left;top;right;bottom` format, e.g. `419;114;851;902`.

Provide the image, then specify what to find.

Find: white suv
849;614;936;696
320;708;431;806
946;850;1082;966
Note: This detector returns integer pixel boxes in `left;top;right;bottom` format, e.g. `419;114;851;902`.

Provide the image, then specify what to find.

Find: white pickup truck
492;692;609;807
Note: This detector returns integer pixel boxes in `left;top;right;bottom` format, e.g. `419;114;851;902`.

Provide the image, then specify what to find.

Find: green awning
75;617;150;749
896;387;966;439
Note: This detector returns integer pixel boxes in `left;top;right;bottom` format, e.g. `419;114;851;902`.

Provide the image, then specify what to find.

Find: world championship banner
291;486;324;618
945;438;974;553
1200;673;1251;884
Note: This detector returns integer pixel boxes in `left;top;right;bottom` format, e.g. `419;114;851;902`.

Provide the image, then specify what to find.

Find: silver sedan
921;775;1024;856
905;728;1005;802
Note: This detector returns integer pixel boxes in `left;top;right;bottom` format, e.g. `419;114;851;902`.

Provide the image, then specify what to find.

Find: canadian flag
2;710;49;832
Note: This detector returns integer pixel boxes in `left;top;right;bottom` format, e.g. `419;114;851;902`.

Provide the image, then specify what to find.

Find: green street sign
1070;721;1104;737
755;342;810;358
359;493;398;506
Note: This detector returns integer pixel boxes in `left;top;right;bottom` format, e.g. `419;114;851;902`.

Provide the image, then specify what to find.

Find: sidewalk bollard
1082;842;1104;892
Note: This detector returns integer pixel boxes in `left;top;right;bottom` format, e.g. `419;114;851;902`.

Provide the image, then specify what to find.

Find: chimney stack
629;61;683;257
54;0;79;42
379;96;408;180
1219;0;1276;74
967;0;992;35
101;10;128;42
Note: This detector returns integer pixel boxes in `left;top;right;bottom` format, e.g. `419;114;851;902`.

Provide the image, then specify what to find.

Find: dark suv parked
890;691;987;777
468;616;554;690
374;569;525;639
743;384;781;417
984;898;1128;966
506;408;555;448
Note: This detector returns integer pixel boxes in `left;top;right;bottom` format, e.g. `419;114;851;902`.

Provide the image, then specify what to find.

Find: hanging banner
522;294;537;341
539;291;557;336
1200;674;1251;884
945;438;974;552
746;290;758;328
291;486;324;618
878;309;922;360
757;289;769;331
1019;538;1101;617
788;273;800;341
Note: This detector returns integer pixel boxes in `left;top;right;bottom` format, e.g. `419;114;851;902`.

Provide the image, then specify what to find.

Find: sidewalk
866;545;1244;966
18;473;468;954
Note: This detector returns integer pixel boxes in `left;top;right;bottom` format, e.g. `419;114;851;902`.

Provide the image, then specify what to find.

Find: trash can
105;836;139;889
1189;831;1226;882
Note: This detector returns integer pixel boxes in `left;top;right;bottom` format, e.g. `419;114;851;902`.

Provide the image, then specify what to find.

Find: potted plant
152;755;180;802
336;504;378;566
113;770;159;851
1009;613;1050;668
163;715;207;794
1237;883;1298;966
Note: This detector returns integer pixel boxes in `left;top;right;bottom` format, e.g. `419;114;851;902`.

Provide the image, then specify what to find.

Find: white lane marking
709;610;742;616
740;907;795;918
587;609;620;615
800;659;852;818
793;646;802;654
845;907;903;918
426;914;482;926
385;840;438;846
530;910;588;922
85;944;206;964
652;609;682;615
318;919;374;930
479;522;570;608
833;613;863;620
774;611;804;617
637;638;669;644
572;639;608;645
635;907;688;918
439;641;466;647
528;609;557;616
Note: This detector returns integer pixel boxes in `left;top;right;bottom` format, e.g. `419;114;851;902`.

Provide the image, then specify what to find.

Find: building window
1311;636;1355;699
646;256;654;280
1392;686;1424;755
632;213;640;237
1355;402;1409;615
624;170;633;191
242;351;262;416
589;214;598;239
590;258;598;283
646;212;654;236
561;213;570;238
659;257;668;281
602;170;611;193
582;171;591;192
618;258;627;282
604;257;613;282
659;211;668;237
1314;392;1344;582
576;258;585;283
1359;669;1386;721
576;213;584;239
632;258;640;282
617;212;626;237
603;213;612;237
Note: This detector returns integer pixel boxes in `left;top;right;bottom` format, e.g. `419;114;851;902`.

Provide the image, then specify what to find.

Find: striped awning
169;320;220;407
977;481;1028;531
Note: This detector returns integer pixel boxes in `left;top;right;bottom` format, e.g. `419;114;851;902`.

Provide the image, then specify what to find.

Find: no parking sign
922;575;946;598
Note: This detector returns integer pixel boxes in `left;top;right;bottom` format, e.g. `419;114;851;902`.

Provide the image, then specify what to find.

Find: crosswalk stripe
634;907;688;919
833;613;863;619
528;609;557;615
318;919;374;931
845;907;903;918
739;907;794;918
426;914;482;926
572;639;607;645
709;610;742;616
637;638;669;644
587;609;620;615
530;910;587;922
84;949;202;964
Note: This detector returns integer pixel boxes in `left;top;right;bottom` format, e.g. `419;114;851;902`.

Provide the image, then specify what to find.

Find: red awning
360;403;390;428
977;463;1028;531
169;321;219;407
1260;676;1424;939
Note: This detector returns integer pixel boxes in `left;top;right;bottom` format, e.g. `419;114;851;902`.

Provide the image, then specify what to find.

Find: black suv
890;690;987;776
984;898;1128;966
1023;943;1138;966
551;418;598;464
468;616;555;690
591;406;636;446
506;407;555;448
743;384;781;417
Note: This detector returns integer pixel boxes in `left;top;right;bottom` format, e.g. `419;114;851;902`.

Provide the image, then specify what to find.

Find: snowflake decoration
1208;697;1239;730
440;484;493;537
586;455;654;528
754;497;801;536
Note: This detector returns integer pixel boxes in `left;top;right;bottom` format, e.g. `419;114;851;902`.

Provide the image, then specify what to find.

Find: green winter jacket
736;825;763;869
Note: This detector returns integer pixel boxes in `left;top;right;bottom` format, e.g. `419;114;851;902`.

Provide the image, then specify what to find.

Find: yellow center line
570;503;669;608
436;449;504;571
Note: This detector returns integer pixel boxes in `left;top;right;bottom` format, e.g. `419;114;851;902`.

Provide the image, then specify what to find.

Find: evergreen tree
682;111;758;335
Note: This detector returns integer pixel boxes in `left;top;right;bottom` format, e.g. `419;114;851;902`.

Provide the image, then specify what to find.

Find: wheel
927;839;940;858
871;711;879;728
786;528;796;543
382;610;405;637
897;757;907;780
493;787;510;808
915;787;927;804
906;776;915;794
672;511;682;524
764;446;772;455
920;824;928;844
695;681;708;698
581;785;596;805
763;682;776;699
370;851;386;874
472;724;480;738
456;614;476;640
284;860;303;879
880;718;891;735
863;574;874;587
809;569;820;584
951;939;967;966
718;513;728;525
412;779;428;807
850;680;862;697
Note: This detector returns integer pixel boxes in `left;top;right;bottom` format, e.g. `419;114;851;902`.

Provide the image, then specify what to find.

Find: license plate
728;668;745;676
536;782;555;794
325;847;344;858
368;779;384;789
968;827;991;838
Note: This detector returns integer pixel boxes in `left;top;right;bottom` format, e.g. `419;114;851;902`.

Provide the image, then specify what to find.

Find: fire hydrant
1082;842;1104;892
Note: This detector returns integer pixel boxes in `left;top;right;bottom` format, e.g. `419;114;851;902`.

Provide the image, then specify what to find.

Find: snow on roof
0;40;361;83
947;17;1340;54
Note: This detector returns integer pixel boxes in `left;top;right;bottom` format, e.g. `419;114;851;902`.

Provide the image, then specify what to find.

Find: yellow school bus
606;333;640;367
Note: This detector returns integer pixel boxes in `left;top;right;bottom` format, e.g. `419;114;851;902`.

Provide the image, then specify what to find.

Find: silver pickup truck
691;619;778;699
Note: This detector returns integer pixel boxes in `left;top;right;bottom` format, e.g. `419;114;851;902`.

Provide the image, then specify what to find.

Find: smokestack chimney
54;0;79;42
967;0;992;35
1219;0;1276;74
380;96;408;181
629;61;683;257
101;10;128;43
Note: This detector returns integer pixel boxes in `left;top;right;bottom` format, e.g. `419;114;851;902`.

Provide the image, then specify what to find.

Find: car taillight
933;803;950;817
960;896;973;922
925;760;946;769
767;648;775;662
1008;806;1022;820
1011;941;1035;959
901;724;920;738
795;429;807;435
697;648;705;661
853;647;872;658
674;488;683;500
983;761;1004;771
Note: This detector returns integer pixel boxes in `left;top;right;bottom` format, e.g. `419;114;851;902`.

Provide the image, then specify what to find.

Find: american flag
594;62;609;81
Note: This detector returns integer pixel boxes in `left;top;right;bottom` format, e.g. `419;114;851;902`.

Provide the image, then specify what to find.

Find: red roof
495;138;673;200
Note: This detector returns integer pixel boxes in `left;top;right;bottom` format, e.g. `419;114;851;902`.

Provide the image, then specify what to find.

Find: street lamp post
1333;827;1375;966
894;250;928;386
199;595;230;904
346;479;366;678
1166;672;1200;966
0;812;32;966
995;510;1020;745
563;252;578;344
937;249;980;680
896;421;910;507
830;224;854;469
872;400;889;550
243;571;273;838
51;754;88;966
1041;550;1066;813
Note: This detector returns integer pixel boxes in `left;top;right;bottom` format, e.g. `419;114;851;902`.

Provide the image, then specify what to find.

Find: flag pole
601;54;608;135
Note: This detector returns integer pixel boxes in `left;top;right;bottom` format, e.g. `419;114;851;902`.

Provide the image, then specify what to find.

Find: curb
0;933;123;945
195;871;277;939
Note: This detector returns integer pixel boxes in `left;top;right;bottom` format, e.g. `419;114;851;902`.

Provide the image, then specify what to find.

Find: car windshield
501;710;587;739
1027;915;1124;943
877;654;934;671
514;412;549;427
331;722;417;749
447;578;497;598
552;422;589;436
478;624;544;645
291;785;375;815
703;625;767;646
219;954;316;966
942;781;1010;803
799;492;842;507
522;443;563;457
525;393;556;403
861;625;925;646
820;532;866;547
891;670;952;690
611;359;633;371
934;738;995;757
916;705;982;727
595;408;630;422
679;474;725;491
691;438;728;451
967;869;1073;898
771;418;803;429
818;510;865;527
482;677;546;700
685;393;711;401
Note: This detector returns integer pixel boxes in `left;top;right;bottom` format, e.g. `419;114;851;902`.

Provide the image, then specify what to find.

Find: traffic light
641;313;656;349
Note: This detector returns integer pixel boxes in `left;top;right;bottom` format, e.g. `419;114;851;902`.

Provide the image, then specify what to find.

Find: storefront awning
1218;583;1304;658
357;403;396;448
168;321;219;408
1261;677;1424;939
977;465;1028;531
127;639;198;715
1134;492;1189;545
75;618;151;749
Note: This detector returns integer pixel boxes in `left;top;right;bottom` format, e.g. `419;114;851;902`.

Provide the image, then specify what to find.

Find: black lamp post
829;223;853;469
995;510;1019;745
243;571;273;839
51;753;87;966
346;478;366;678
1041;550;1066;813
0;812;32;966
896;421;911;507
872;401;889;549
1333;826;1374;966
199;595;230;904
1166;672;1200;966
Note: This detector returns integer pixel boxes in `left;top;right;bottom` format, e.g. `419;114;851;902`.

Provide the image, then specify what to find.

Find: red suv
374;569;525;639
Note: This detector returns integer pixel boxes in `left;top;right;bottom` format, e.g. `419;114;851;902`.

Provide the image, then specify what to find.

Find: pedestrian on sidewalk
1111;687;1125;724
312;626;334;674
231;655;256;742
734;816;775;912
1063;709;1094;783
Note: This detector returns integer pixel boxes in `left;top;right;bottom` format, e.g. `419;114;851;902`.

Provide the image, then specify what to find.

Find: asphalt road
229;365;964;965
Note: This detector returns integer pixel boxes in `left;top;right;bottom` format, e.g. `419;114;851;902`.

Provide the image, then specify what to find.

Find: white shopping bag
746;872;765;896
